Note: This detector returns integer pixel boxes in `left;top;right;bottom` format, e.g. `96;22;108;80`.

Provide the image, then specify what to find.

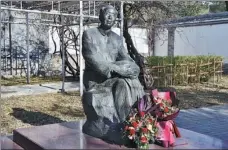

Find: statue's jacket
82;27;144;122
82;27;133;90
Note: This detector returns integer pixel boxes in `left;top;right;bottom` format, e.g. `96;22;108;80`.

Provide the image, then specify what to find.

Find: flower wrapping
151;89;181;147
156;120;181;148
156;120;175;148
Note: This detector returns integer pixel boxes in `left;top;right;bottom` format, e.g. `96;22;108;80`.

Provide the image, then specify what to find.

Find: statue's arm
114;39;140;78
82;31;118;78
117;40;134;62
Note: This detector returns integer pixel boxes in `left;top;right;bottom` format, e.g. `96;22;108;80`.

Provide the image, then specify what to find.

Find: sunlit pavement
175;104;228;141
1;81;80;98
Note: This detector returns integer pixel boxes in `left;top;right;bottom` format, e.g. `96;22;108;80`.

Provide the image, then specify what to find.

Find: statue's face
100;8;117;29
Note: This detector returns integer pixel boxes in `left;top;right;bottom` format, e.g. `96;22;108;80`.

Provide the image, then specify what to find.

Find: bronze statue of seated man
82;5;144;143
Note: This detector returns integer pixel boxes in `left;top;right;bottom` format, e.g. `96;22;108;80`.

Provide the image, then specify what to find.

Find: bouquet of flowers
122;88;181;149
151;89;180;121
122;96;159;149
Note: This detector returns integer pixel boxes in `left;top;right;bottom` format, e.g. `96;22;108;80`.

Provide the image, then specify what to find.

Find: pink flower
157;98;162;103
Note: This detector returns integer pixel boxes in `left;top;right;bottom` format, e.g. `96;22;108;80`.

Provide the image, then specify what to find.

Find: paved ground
175;104;228;141
1;82;80;98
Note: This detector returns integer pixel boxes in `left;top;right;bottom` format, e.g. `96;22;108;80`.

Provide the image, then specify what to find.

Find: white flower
147;124;153;132
128;135;133;140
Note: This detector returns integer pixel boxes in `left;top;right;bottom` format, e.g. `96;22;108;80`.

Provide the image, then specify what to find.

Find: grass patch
2;76;62;86
1;91;84;135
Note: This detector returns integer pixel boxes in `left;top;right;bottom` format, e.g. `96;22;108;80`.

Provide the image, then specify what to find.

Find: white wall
1;11;49;75
154;28;168;56
154;23;228;60
128;28;148;54
174;24;228;57
112;27;148;54
48;26;149;55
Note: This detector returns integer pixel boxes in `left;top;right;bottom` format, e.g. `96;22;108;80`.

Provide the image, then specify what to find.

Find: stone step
1;136;24;150
12;120;228;149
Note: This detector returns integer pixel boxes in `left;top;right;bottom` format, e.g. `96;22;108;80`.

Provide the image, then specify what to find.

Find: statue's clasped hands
111;60;140;79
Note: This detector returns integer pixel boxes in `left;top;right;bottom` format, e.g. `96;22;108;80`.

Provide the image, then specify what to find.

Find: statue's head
99;5;118;29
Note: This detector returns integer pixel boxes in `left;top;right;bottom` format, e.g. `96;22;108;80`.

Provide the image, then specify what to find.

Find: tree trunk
225;1;228;11
123;4;153;89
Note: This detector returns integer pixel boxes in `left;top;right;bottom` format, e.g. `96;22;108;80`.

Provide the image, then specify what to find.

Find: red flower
125;126;129;130
159;103;164;107
155;110;163;117
148;118;153;123
132;122;138;128
129;128;135;135
142;128;148;133
140;136;148;143
139;111;145;117
164;107;169;113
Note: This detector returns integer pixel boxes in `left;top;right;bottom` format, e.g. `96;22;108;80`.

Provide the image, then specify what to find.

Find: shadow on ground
10;108;65;126
50;104;85;118
63;91;80;96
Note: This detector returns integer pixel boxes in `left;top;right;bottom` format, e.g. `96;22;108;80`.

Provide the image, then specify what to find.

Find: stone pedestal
13;121;125;150
1;136;23;150
12;120;228;149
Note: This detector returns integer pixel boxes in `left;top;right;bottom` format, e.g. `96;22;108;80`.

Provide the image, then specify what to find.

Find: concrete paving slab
175;104;228;141
1;82;80;98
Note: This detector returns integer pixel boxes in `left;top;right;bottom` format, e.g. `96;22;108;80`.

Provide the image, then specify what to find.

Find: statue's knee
116;78;127;87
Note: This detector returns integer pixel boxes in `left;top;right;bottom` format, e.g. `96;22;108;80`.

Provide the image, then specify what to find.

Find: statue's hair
99;5;118;21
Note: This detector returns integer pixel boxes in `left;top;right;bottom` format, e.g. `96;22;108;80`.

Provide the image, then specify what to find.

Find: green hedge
146;56;223;86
